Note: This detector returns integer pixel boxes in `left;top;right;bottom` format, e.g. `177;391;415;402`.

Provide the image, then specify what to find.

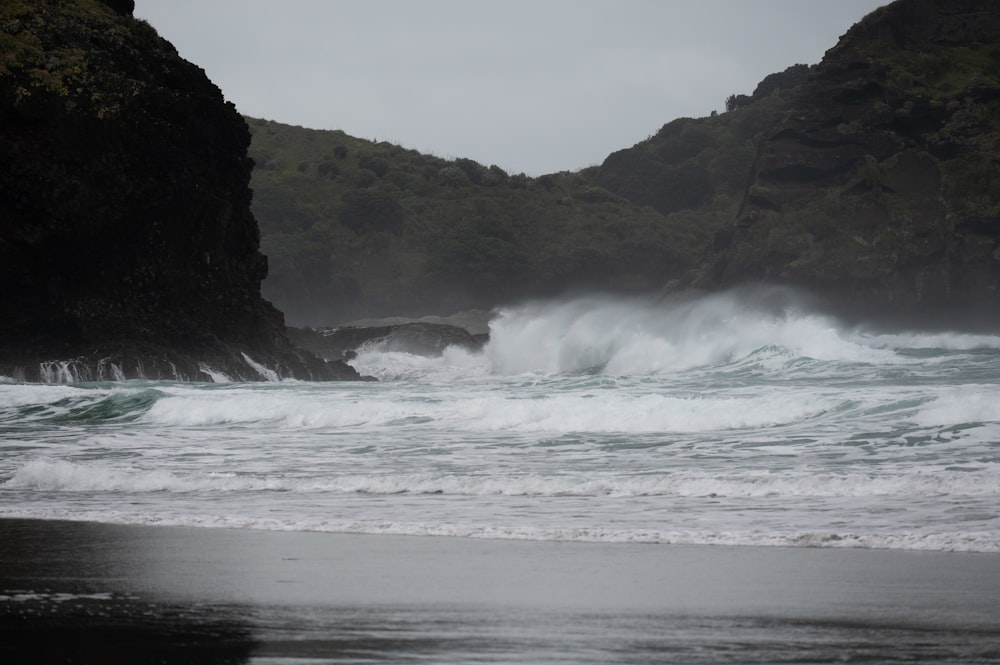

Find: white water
2;291;999;551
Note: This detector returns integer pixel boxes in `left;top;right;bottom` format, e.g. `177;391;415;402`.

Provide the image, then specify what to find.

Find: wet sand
1;518;998;663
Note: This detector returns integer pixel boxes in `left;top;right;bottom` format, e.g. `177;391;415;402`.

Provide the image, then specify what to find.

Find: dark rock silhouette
0;1;359;380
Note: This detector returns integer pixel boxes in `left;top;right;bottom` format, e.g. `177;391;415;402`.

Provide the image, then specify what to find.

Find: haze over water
3;288;998;553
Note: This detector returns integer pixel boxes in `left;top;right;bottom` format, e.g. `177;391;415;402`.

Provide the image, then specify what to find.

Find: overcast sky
134;1;888;176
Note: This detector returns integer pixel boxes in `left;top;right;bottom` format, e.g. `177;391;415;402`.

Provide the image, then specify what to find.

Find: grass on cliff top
870;43;1000;99
1;0;172;115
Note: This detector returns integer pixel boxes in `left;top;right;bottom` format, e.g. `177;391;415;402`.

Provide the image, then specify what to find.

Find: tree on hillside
338;189;404;233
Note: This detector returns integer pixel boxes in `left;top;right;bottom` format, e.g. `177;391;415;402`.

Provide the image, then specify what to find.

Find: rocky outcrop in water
288;323;487;362
0;0;359;381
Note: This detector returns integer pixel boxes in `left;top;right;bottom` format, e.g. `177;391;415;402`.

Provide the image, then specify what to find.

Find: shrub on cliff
246;119;707;324
339;189;404;233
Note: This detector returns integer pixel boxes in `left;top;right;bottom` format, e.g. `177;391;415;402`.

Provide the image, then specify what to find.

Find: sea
2;289;1000;663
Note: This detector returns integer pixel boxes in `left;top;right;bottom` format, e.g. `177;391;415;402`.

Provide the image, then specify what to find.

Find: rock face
591;0;1000;327
0;0;359;380
707;0;1000;326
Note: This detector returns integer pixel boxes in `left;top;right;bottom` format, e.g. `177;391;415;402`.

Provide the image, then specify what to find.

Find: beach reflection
0;519;255;664
2;519;999;664
1;601;255;665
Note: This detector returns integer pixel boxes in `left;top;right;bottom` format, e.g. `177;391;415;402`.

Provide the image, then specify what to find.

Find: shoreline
2;517;998;620
1;508;996;553
3;517;999;663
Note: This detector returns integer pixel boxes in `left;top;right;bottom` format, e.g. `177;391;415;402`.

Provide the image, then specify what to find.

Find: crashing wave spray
350;286;1000;380
483;286;884;376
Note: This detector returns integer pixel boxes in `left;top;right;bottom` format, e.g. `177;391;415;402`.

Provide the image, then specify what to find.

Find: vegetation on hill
708;0;1000;325
247;65;807;326
247;119;720;325
251;0;1000;329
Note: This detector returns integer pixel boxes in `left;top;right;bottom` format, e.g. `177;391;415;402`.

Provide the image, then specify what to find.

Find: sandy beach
1;517;998;663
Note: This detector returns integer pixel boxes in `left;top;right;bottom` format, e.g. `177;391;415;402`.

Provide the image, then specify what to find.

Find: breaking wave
6;458;997;498
3;288;999;554
352;288;1000;381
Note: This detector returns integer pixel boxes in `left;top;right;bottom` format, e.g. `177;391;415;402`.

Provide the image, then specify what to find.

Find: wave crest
7;459;996;498
352;289;1000;380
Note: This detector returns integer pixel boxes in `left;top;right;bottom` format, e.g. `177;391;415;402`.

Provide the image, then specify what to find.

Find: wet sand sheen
1;518;998;663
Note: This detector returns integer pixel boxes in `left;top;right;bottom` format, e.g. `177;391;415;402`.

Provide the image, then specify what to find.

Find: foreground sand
1;518;998;663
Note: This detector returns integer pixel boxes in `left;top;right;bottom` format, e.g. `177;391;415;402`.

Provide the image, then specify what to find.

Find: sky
134;0;888;176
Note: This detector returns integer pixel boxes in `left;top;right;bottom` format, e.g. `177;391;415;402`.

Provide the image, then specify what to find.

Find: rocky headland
288;321;487;363
701;0;1000;327
0;0;359;381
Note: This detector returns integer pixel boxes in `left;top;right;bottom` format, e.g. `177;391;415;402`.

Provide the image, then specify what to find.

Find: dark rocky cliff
594;0;1000;327
708;0;1000;326
0;0;359;380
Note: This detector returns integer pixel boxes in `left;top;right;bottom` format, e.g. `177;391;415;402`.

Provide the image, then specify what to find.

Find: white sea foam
913;387;1000;426
7;458;997;498
0;383;82;409
1;507;996;552
240;352;281;382
139;387;837;433
483;292;904;376
351;346;488;382
143;391;373;427
198;363;232;383
3;458;207;492
449;392;832;432
350;290;913;382
4;290;1000;556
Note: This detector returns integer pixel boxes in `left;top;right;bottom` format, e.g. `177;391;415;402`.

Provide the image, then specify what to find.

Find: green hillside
247;119;719;325
250;0;1000;329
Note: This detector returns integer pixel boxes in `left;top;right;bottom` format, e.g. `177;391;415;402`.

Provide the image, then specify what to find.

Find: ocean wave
137;387;841;432
1;508;996;553
348;290;1000;381
2;458;219;492
0;385;163;424
0;383;86;409
350;346;490;382
912;387;1000;426
482;292;896;376
6;459;997;498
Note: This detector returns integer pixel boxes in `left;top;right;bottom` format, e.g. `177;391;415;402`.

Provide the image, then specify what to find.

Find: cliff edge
0;0;359;380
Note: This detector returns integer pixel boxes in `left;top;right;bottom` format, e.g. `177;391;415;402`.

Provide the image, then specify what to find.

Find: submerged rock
0;0;359;381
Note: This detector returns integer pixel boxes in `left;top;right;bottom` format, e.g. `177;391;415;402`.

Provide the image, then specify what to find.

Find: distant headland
249;0;1000;330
